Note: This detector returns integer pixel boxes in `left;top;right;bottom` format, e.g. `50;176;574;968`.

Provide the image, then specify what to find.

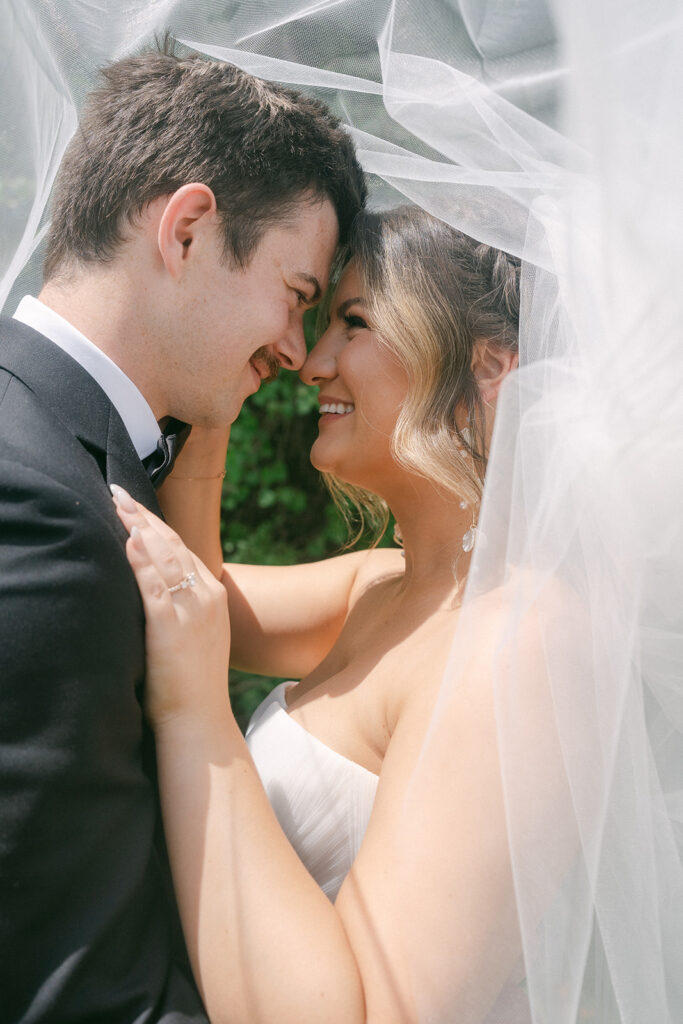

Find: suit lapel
105;404;162;516
0;316;161;516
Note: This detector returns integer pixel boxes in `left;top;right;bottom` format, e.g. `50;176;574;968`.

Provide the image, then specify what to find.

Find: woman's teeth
319;403;354;415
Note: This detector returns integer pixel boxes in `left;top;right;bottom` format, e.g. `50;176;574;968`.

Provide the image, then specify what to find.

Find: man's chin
218;391;250;425
188;405;241;430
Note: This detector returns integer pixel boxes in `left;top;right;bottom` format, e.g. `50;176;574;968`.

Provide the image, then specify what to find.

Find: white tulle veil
2;2;681;1021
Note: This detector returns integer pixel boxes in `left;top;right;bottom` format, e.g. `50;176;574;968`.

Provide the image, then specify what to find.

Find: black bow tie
142;418;192;488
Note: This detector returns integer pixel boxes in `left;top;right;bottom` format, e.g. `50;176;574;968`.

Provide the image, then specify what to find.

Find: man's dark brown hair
43;38;367;280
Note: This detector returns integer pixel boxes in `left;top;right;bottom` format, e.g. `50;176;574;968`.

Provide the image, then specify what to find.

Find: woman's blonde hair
321;206;520;544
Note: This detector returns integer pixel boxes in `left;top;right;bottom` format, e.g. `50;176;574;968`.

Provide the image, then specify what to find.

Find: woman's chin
309;439;334;474
309;440;386;493
309;448;349;482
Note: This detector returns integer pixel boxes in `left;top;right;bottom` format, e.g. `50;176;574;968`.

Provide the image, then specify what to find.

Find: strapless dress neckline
262;681;378;778
245;682;379;900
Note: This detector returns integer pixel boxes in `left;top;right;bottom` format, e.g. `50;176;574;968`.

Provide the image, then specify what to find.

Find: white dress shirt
13;295;161;460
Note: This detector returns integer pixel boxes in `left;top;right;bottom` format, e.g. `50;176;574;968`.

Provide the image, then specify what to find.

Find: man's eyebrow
293;272;322;304
336;296;366;318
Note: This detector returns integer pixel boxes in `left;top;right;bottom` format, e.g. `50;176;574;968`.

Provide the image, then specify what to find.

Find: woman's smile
318;395;355;422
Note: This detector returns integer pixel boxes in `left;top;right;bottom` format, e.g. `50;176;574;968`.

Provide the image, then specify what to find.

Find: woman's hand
111;486;231;729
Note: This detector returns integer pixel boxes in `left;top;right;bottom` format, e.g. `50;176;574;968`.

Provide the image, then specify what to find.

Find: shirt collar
12;295;161;460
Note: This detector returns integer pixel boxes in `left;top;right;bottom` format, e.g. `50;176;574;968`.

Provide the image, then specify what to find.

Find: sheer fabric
2;2;680;1021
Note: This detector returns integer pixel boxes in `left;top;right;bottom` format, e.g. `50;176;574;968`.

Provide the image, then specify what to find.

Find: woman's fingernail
110;483;136;513
130;525;140;538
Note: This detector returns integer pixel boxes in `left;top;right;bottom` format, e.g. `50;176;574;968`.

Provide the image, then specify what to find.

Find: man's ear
471;339;518;404
157;183;217;279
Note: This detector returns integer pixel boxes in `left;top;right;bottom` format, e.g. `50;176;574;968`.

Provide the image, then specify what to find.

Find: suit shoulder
0;457;126;557
0;364;11;405
0;459;142;670
0;368;64;442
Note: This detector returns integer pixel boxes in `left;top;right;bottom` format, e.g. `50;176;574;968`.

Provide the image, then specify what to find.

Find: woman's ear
471;340;518;404
157;183;217;279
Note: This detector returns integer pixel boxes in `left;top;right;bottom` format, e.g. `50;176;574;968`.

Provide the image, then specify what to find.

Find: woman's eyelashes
343;312;368;331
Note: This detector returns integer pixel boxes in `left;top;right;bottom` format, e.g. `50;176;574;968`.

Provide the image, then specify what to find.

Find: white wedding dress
245;682;378;902
246;682;531;1023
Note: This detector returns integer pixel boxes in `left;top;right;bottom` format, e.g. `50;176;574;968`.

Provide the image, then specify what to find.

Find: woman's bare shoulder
347;547;405;608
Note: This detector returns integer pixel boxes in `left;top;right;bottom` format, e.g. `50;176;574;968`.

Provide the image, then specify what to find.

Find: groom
0;43;365;1023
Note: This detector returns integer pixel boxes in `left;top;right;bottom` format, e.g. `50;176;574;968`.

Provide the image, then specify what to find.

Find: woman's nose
299;329;338;386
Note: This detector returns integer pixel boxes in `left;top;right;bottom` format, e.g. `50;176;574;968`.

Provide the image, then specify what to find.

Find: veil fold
2;2;680;1020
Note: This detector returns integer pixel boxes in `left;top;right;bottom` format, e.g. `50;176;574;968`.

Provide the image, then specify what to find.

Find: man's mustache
251;347;281;384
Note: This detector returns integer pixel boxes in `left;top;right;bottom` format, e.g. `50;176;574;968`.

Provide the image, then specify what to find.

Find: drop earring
460;409;474;449
459;499;478;553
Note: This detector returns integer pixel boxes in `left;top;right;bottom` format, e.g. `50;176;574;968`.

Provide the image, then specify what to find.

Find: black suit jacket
0;317;208;1023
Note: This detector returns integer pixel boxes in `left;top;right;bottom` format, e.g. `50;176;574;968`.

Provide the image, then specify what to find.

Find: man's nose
273;320;307;372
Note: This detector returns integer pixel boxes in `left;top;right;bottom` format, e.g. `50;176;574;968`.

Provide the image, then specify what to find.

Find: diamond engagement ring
167;571;197;594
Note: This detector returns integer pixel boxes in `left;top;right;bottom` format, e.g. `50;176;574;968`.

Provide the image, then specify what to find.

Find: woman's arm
114;496;568;1024
221;547;404;678
158;426;404;679
157;425;229;578
118;499;365;1024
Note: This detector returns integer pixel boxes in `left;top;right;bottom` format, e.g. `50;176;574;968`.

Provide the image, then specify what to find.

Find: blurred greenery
222;311;391;730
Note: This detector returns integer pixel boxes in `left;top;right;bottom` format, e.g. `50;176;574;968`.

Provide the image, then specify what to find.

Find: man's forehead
266;197;338;291
296;203;339;270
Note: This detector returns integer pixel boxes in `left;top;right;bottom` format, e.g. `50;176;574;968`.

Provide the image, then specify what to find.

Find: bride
111;205;538;1023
